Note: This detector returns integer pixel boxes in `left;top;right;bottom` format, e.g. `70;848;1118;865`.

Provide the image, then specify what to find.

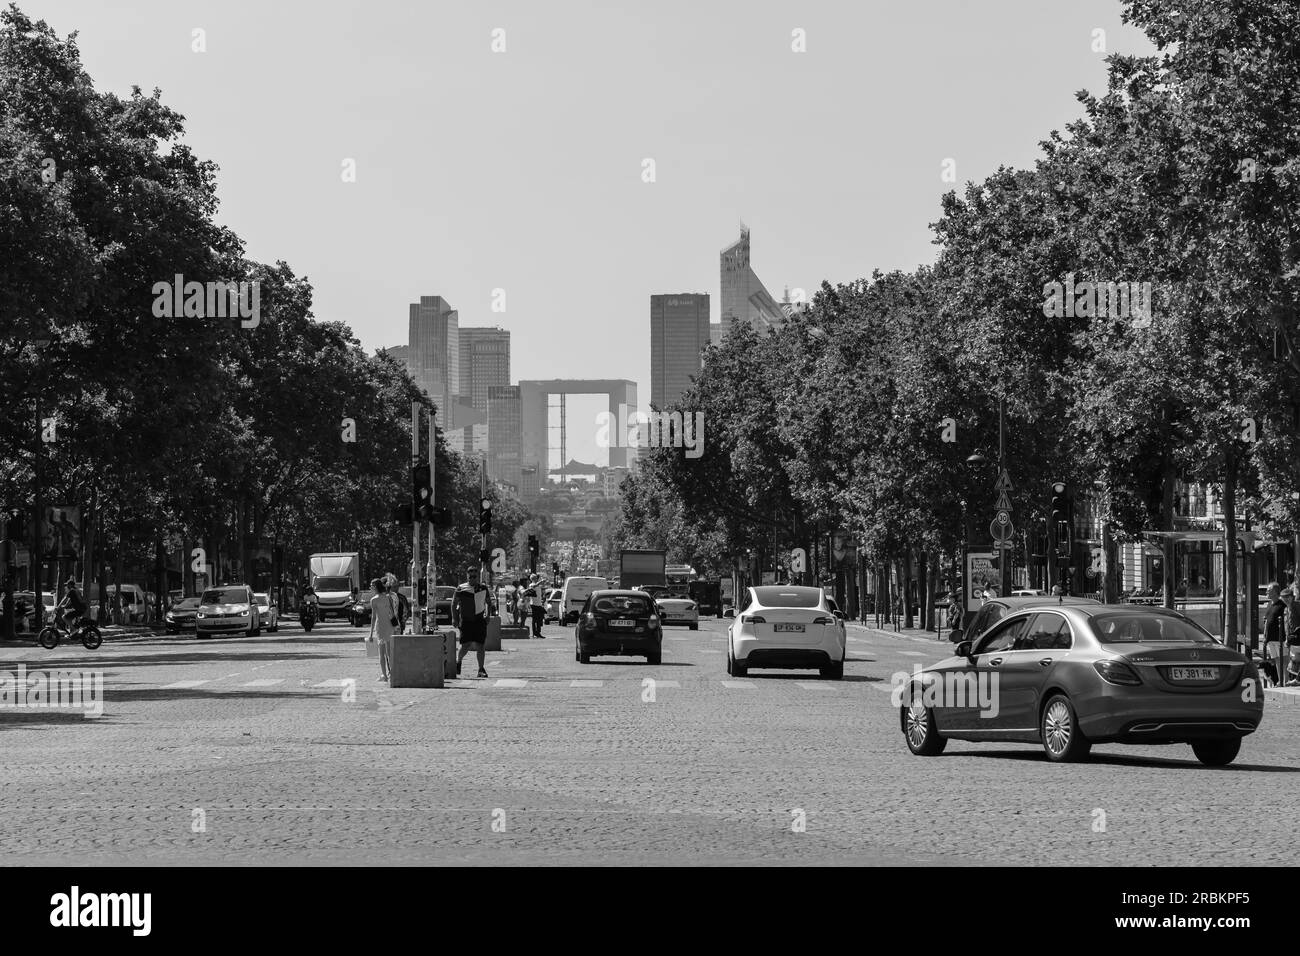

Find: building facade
407;295;459;422
720;228;785;333
650;293;710;410
487;385;522;494
458;326;511;418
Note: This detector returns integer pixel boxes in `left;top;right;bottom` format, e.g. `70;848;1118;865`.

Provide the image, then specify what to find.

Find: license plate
773;623;805;633
610;619;635;628
1170;667;1219;681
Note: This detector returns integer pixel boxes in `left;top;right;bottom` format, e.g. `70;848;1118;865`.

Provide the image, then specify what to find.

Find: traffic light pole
427;410;437;634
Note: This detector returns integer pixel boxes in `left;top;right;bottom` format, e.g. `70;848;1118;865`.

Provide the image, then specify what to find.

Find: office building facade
487;385;523;493
650;293;710;410
458;327;512;417
407;295;460;422
720;228;785;333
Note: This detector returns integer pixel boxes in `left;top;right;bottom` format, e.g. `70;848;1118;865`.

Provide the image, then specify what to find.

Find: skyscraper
650;293;710;410
458;327;512;417
720;227;785;333
407;295;460;421
487;385;522;493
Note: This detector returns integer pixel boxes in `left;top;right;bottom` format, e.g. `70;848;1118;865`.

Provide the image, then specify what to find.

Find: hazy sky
24;0;1152;464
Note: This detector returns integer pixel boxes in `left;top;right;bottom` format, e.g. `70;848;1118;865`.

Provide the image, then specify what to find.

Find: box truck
619;550;667;589
309;552;360;619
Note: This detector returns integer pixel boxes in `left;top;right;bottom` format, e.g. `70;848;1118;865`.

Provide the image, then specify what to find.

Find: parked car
253;592;279;632
900;604;1264;766
725;585;847;679
196;584;259;638
164;596;201;634
544;588;563;624
574;590;662;664
654;594;700;630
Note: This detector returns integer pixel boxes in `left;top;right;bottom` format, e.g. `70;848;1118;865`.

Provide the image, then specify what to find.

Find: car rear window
1091;613;1214;644
593;595;652;615
753;586;822;608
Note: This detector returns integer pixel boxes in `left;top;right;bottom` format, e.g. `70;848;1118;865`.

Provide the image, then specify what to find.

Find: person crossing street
526;573;545;638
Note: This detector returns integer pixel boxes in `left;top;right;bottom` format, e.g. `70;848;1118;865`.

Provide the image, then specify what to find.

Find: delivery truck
619;549;667;589
309;552;360;620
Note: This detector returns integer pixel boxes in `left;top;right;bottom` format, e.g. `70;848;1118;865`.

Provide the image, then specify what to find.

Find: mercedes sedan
725;585;846;679
899;604;1263;766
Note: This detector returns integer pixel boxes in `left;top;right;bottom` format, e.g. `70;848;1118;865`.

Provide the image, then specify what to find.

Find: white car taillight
813;616;835;625
741;614;766;624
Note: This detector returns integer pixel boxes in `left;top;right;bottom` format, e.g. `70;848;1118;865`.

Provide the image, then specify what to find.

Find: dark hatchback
575;590;662;664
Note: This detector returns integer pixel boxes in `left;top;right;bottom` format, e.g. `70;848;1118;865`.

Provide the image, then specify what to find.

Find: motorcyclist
301;585;318;616
58;582;87;631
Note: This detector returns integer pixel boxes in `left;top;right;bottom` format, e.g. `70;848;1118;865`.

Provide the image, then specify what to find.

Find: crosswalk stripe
160;680;208;689
721;680;755;689
243;679;284;687
570;679;603;687
795;681;836;691
494;679;527;688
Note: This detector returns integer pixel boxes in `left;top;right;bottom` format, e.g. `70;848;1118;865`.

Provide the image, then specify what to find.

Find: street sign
995;468;1012;492
995;510;1010;526
990;520;1014;544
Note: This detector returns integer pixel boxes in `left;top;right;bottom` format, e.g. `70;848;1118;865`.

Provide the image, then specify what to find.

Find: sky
22;0;1154;465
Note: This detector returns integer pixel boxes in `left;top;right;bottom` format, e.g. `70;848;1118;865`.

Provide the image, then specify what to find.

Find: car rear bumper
734;632;842;668
580;629;661;656
1078;699;1263;742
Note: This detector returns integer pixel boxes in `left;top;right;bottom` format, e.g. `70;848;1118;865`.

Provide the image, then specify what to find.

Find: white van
561;576;609;625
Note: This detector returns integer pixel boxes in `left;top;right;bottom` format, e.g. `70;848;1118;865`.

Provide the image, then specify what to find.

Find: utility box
391;634;444;688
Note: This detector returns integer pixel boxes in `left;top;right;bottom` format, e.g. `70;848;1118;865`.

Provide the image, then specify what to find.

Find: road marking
243;679;284;687
795;681;836;691
494;679;528;688
696;649;722;654
570;679;603;687
313;679;353;688
721;680;755;689
898;651;925;657
160;680;208;689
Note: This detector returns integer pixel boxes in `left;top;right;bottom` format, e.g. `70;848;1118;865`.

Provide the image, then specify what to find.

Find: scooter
300;601;317;632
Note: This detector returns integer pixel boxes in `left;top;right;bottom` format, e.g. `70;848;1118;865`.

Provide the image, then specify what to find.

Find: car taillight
585;612;596;625
812;616;835;625
741;614;766;624
1094;660;1142;686
648;616;659;628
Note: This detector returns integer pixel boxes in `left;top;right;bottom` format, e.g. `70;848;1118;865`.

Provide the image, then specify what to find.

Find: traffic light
390;503;413;524
412;462;433;521
479;498;492;535
528;534;539;572
417;577;427;606
1050;481;1072;559
431;506;452;528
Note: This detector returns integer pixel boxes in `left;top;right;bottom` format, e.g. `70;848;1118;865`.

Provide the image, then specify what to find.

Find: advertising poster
966;551;999;612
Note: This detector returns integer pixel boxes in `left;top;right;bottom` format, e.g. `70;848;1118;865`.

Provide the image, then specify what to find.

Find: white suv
726;585;846;680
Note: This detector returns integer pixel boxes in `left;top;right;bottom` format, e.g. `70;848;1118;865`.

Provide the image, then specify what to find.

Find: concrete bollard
484;615;502;652
391;634;444;688
441;627;457;678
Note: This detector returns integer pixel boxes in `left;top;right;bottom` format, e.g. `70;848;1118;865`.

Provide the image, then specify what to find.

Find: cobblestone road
1;617;1295;865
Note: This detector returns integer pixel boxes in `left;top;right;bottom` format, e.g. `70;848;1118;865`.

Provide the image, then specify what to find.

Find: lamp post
966;396;1011;596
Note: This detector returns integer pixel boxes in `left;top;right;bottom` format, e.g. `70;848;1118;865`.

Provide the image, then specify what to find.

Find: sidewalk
847;620;951;644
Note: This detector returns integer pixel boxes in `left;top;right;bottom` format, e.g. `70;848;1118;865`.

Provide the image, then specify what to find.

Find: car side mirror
723;608;735;619
833;610;845;620
948;627;964;643
956;640;974;659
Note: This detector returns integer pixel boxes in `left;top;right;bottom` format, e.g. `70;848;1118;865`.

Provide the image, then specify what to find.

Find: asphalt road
0;616;1295;865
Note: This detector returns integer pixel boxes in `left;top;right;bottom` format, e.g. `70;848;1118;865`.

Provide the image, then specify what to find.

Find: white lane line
696;649;722;654
243;679;284;687
494;679;528;688
160;680;209;689
898;651;925;657
795;681;836;691
721;680;756;690
570;679;603;687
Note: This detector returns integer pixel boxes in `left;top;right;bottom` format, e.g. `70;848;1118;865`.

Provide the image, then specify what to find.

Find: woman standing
367;577;399;682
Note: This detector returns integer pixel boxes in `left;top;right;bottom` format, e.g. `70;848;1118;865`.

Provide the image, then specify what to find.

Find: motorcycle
300;601;317;632
38;616;103;651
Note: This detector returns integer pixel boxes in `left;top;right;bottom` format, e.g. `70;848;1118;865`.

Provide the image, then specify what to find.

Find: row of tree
0;7;541;619
607;0;1300;643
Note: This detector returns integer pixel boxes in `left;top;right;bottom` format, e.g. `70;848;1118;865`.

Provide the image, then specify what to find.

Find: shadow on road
933;747;1300;772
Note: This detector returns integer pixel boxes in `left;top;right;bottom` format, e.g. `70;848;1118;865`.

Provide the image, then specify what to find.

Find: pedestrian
527;573;545;638
385;573;409;633
1285;583;1300;687
946;589;962;633
367;577;399;682
454;573;489;678
1262;583;1286;685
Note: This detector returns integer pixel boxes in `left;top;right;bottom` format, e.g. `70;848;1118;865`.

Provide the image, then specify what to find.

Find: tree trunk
113;509;125;625
903;549;914;629
1162;459;1177;609
1223;455;1239;650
